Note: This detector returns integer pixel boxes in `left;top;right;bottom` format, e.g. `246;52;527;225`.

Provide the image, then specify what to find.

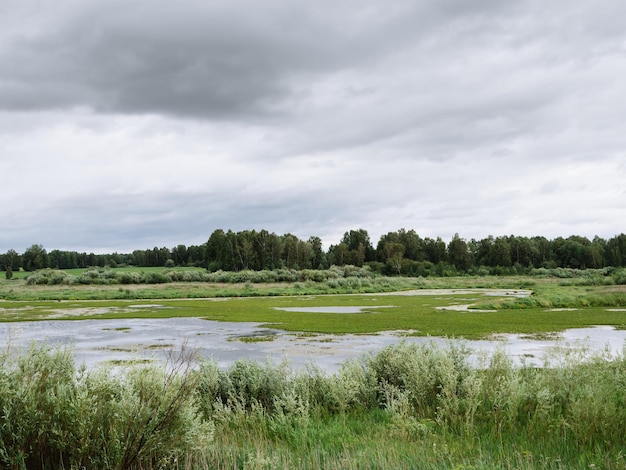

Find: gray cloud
0;0;521;119
1;0;625;253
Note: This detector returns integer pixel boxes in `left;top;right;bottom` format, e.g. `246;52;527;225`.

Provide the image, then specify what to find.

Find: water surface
2;318;624;373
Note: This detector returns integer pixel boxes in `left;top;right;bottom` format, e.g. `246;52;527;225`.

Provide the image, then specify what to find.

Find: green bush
0;345;213;469
25;269;75;285
2;339;626;468
144;272;172;284
612;268;626;285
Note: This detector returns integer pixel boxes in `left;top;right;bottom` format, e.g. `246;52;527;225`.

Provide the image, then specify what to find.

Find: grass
0;271;538;301
1;288;625;338
2;271;626;468
1;342;625;469
234;335;277;343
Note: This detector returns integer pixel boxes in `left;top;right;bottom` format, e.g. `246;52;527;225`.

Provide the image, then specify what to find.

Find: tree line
2;229;626;278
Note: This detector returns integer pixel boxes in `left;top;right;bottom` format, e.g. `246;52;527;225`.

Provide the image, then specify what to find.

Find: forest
2;229;626;278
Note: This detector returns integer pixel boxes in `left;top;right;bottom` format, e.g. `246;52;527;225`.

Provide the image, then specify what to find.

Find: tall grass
1;342;625;468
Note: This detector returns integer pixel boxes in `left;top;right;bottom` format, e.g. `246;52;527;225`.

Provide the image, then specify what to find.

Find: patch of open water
1;318;624;373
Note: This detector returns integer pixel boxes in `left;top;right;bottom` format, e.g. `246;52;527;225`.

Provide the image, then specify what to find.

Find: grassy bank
2;273;626;337
1;267;541;301
1;342;624;469
2;291;626;338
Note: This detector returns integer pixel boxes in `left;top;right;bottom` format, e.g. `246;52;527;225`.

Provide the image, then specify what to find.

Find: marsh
2;317;624;372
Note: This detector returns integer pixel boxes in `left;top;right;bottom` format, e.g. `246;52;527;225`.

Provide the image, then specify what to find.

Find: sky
1;0;625;254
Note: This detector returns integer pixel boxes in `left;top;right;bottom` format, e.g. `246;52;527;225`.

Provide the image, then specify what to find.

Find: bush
0;345;213;469
118;271;144;284
144;272;172;284
612;268;626;285
25;269;74;285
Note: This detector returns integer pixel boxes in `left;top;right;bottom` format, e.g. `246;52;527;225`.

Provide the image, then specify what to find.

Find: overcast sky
2;0;625;254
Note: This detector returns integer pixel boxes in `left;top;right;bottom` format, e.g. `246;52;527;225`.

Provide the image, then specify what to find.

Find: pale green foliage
0;344;213;469
1;340;626;468
328;359;376;413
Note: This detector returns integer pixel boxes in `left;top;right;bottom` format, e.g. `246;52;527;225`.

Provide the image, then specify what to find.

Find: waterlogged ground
1;318;625;372
1;287;625;372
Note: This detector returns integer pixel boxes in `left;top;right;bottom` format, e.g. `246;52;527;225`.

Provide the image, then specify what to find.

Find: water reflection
1;318;624;373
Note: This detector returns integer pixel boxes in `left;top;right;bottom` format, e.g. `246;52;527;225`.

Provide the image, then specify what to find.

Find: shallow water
1;318;624;373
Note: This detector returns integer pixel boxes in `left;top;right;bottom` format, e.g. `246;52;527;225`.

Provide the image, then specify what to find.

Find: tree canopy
2;230;626;275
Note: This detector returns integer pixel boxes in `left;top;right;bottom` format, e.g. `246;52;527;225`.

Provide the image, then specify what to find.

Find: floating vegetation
295;332;319;338
519;332;561;341
232;335;276;343
96;347;136;353
312;337;336;343
145;343;175;349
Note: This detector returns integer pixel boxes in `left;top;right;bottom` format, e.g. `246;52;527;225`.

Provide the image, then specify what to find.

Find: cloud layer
2;0;625;252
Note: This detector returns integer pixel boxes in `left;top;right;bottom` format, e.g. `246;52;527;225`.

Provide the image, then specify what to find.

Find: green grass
1;265;206;282
1;274;626;338
1;289;625;338
4;342;625;469
234;335;277;343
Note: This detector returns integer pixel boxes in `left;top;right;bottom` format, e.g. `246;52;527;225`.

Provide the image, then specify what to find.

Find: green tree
328;242;349;266
4;249;18;279
447;234;471;272
605;234;626;267
281;233;301;269
205;229;230;271
22;244;48;271
397;229;424;261
424;237;446;264
308;236;326;269
171;244;188;266
340;229;374;266
382;242;406;274
472;236;493;267
253;230;273;270
489;237;512;267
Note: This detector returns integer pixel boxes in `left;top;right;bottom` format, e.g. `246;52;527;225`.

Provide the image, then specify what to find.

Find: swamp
0;269;625;468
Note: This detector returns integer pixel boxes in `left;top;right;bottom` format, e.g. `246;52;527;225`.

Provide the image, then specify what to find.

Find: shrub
612;268;626;285
118;271;144;284
0;345;213;469
25;269;74;285
144;272;172;284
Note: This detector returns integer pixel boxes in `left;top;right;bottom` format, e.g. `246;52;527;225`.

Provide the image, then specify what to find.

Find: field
1;268;626;468
1;269;626;338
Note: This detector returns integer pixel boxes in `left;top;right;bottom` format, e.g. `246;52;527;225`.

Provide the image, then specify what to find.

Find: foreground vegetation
1;342;624;469
1;269;625;468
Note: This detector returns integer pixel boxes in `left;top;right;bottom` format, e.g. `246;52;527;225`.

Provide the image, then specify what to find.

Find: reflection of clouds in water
0;318;624;374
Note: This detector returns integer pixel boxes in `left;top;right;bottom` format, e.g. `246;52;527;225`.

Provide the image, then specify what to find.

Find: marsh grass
207;342;626;468
1;341;625;468
233;335;277;343
0;272;537;301
2;286;626;338
2;271;626;467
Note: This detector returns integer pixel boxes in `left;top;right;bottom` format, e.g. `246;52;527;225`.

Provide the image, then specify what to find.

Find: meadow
1;267;625;468
1;267;625;338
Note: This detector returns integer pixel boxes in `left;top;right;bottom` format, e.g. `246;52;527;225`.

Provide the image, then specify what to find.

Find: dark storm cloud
0;0;520;120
